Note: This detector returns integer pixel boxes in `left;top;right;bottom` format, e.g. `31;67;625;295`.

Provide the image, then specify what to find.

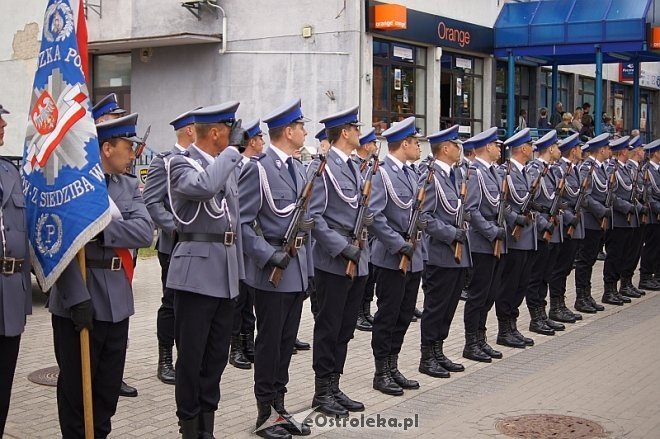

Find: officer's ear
101;140;113;158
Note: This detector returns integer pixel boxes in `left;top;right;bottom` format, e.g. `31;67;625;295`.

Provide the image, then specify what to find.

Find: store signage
619;63;660;90
368;1;493;53
651;26;660;50
374;4;407;31
620;63;635;82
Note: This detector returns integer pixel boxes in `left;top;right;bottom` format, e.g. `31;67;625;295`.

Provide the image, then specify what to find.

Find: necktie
105;174;111;187
449;168;456;186
286;157;297;191
490;166;499;182
403;165;414;189
346;158;358;183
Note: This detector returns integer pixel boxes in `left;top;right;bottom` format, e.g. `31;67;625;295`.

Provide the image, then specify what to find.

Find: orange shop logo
374;4;407;31
438;21;471;48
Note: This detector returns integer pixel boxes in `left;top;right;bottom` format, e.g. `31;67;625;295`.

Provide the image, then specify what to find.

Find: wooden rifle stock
493;161;512;258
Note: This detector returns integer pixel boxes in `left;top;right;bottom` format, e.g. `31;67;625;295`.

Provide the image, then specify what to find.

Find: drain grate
495;414;607;439
27;366;59;387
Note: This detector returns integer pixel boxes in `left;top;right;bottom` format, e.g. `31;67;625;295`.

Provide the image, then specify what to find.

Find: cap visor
110;108;127;115
350;122;365;127
0;109;9;115
450;138;463;145
125;135;143;143
295;116;312;123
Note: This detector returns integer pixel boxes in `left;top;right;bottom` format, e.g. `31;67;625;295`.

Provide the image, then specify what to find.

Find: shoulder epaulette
469;165;478;171
0;156;18;170
123;172;137;179
157;151;173;159
177;150;190;157
250;153;266;162
293;157;303;164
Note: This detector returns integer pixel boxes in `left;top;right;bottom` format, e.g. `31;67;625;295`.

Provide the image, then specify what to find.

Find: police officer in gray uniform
49;113;154;438
239;100;313;438
369;118;423;396
0;104;31;438
309;106;370;417
92;93;126;123
523;130;565;336
419;123;471;378
143;108;197;385
166;102;245;438
229;119;264;371
639;139;660;287
547;133;586;323
494;129;539;348
462;127;506;363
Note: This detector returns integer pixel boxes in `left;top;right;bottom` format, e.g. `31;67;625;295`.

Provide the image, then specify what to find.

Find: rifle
493;161;511;259
567;162;595;238
601;161;619;230
135;124;151;158
641;167;651;224
399;156;434;274
512;162;548;241
627;164;641;224
268;154;327;287
345;148;381;279
544;164;573;241
452;166;470;263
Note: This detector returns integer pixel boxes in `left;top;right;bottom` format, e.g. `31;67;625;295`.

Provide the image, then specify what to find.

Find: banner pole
76;249;94;439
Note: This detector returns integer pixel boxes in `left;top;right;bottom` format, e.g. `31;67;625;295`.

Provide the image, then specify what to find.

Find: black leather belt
264;235;307;248
0;257;24;275
329;225;367;240
178;232;235;246
396;230;422;241
86;257;123;271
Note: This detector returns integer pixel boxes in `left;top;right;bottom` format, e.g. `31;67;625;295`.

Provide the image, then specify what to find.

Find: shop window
440;53;483;136
495;63;534;131
540;70;571;114
372;40;426;135
92;53;131;112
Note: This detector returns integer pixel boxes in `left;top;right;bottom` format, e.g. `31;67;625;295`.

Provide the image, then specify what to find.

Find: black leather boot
356;307;373;332
119;380;138;397
496;318;526;348
584;286;604;311
432;340;464;372
549;297;576;323
373;357;404;396
157;344;176;385
477;329;502;359
639;273;660;291
620;277;642;298
256;400;292;439
241;332;255;363
294;338;311;350
510;318;534;346
274;392;311;436
330;373;364;411
602;282;624;305
364;301;375;324
199;412;216;439
462;332;491;363
414;307;423;319
540;307;565;331
311;376;348;418
574;288;597;313
229;335;251;370
528;307;555;336
179;417;199;439
418;345;449;378
389;354;419;389
612;281;631;303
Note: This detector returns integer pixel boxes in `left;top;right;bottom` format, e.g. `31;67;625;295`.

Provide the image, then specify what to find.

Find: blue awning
494;0;660;64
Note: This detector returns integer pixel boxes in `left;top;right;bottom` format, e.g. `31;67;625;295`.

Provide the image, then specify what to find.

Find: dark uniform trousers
52;315;128;439
525;240;551;309
421;265;466;346
173;290;232;421
156;251;176;347
372;268;421;359
254;290;304;402
233;281;256;337
621;225;645;280
363;263;376;305
603;228;634;284
0;335;21;437
574;229;603;289
464;253;499;333
640;224;660;275
549;239;579;298
313;269;367;377
495;249;534;320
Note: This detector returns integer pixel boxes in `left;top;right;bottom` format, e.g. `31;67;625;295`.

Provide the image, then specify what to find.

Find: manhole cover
28;366;59;387
495;414;607;439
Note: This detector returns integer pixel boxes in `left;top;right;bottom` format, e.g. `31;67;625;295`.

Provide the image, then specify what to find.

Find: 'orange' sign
652;26;660;50
374;4;407;31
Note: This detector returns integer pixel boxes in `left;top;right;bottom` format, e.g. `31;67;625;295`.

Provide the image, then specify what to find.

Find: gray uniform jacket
499;162;539;251
166;145;245;299
646;162;660;224
309;148;370;277
0;159;31;337
143;146;180;255
466;159;510;255
606;160;640;229
368;156;423;273
238;147;313;293
421;161;472;268
525;159;560;243
555;159;585;240
48;174;153;323
579;157;609;231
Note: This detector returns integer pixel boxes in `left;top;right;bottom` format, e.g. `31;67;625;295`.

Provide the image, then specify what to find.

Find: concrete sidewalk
4;256;658;438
